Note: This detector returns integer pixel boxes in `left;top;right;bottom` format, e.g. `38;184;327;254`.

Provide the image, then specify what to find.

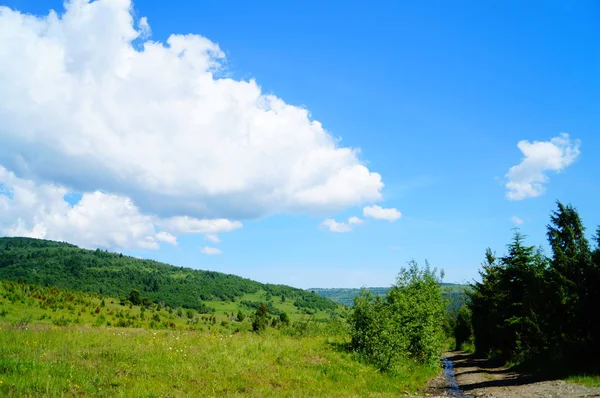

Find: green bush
349;261;446;370
252;303;269;333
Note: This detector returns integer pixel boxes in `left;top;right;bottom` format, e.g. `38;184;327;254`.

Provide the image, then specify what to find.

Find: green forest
0;237;337;314
462;201;600;374
310;283;467;307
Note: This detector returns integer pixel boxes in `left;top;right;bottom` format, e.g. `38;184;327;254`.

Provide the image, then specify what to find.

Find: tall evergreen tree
545;202;593;365
499;231;546;362
469;248;504;357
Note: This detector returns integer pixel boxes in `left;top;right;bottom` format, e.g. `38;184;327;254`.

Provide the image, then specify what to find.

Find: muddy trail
423;351;600;398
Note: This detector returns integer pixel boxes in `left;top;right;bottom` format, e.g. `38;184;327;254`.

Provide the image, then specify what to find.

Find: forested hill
310;284;468;307
0;237;338;312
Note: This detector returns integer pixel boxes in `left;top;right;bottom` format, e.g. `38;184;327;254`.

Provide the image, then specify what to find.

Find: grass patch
566;375;600;388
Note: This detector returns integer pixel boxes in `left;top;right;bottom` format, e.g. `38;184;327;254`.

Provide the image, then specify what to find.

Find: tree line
0;237;338;313
466;202;600;372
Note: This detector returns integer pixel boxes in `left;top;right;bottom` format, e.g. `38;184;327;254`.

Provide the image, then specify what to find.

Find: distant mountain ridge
0;237;338;313
309;283;469;307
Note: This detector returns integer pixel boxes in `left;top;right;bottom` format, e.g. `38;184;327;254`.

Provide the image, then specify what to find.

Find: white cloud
0;0;383;223
204;234;221;244
320;218;353;233
0;166;238;250
505;133;580;200
155;231;177;245
363;205;402;222
201;246;222;255
511;216;524;225
158;216;242;235
348;216;363;225
137;16;151;39
320;216;364;232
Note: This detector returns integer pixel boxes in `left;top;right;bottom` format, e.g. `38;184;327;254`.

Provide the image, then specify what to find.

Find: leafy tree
279;312;290;326
349;261;446;370
128;289;141;306
454;305;472;350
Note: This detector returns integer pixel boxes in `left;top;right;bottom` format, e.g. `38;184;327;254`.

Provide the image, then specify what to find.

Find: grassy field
0;281;439;397
0;280;336;333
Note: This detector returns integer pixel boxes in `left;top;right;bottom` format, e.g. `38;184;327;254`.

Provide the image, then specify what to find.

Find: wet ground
422;351;600;398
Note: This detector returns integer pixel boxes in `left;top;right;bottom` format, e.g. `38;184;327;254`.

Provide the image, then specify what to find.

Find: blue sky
0;0;599;288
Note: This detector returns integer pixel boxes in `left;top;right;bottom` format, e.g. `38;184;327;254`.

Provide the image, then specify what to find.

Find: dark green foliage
279;312;290;326
349;261;446;371
252;303;269;333
236;310;246;322
0;237;337;313
128;290;141;306
454;305;472;350
470;202;600;372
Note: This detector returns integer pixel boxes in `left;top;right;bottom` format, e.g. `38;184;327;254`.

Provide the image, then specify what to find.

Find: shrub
349;261;446;370
52;316;72;326
252;303;269;333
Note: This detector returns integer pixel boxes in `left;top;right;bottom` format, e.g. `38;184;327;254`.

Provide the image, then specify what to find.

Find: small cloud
363;205;402;222
155;231;177;245
201;246;222;255
160;217;242;234
204;234;221;244
320;218;353;233
320;215;366;232
389;245;401;251
505;133;580;200
511;216;524;225
348;216;363;225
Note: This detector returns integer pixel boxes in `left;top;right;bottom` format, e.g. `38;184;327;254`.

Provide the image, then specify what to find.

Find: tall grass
0;281;439;396
0;326;437;397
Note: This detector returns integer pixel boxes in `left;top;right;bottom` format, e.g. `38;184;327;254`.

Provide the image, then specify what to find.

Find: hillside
0;280;435;397
310;283;469;307
0;237;338;314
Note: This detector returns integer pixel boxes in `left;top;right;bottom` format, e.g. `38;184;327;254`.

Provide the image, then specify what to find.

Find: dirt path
423;351;600;398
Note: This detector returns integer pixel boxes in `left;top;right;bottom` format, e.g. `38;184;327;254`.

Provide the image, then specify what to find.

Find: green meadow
0;280;438;397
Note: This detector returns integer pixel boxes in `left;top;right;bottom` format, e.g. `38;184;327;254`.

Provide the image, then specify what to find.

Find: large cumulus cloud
0;0;383;227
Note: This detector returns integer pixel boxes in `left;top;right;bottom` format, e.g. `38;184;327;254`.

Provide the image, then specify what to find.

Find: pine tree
252;303;269;332
469;248;504;357
498;231;546;362
546;202;593;365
